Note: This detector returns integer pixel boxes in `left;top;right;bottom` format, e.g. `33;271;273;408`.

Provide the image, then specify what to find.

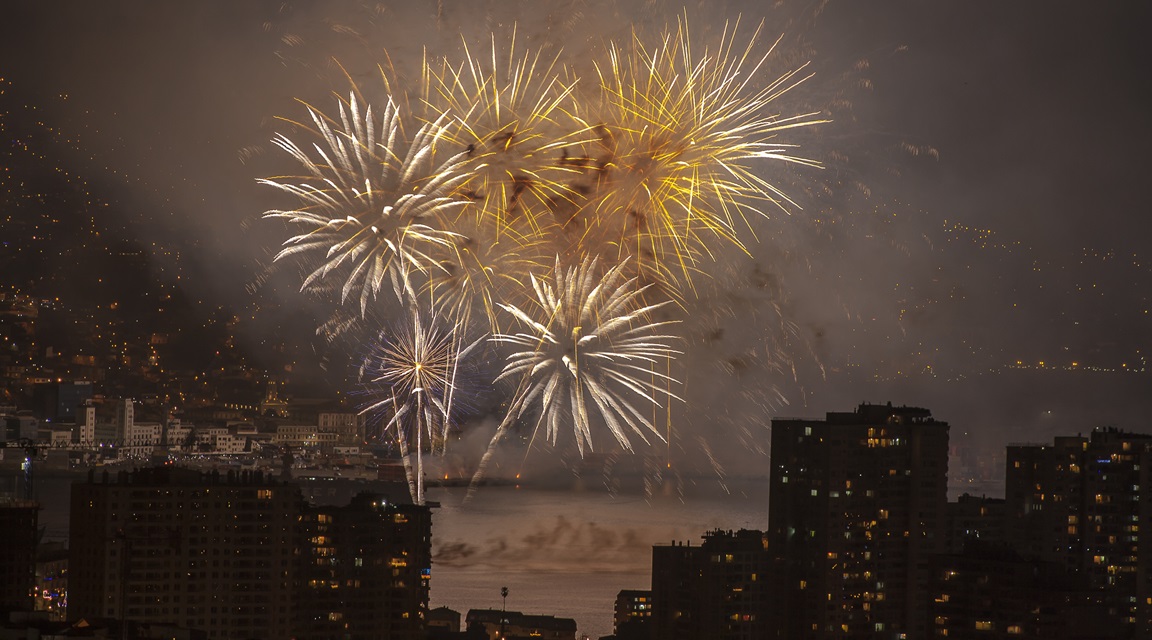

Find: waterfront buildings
67;466;432;640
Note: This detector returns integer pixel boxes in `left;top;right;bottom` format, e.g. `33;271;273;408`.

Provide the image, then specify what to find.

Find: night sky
3;0;1150;478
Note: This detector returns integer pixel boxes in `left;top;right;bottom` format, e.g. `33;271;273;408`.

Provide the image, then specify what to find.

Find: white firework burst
360;310;481;504
261;91;471;314
493;255;682;455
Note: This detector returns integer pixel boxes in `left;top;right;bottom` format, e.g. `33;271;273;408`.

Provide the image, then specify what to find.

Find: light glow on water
427;483;768;638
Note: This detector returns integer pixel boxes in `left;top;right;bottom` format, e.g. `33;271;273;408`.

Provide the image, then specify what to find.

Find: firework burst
563;15;826;292
261;92;471;315
260;13;829;494
421;221;546;333
424;26;581;238
359;310;482;504
493;255;681;455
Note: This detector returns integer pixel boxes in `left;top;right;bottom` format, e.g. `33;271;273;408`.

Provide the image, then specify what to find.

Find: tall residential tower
769;403;949;639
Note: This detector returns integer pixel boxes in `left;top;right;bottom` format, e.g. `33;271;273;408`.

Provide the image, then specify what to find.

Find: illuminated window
976;621;993;631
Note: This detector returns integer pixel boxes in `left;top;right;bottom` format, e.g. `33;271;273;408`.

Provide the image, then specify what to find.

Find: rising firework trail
360;310;482;504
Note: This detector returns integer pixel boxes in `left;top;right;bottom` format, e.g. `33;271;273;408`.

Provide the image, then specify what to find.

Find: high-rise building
72;400;96;446
769;403;950;639
295;493;432;640
651;529;772;640
69;467;301;639
1005;435;1088;572
1006;428;1152;637
0;498;38;613
68;467;434;640
927;540;1103;639
943;493;1005;554
32;380;92;423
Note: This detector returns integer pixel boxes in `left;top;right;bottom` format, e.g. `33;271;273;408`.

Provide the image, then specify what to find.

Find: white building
318;412;366;445
73;402;96;446
124;422;162;458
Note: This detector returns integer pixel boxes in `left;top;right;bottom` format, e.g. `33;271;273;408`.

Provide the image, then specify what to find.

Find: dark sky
2;0;1150;476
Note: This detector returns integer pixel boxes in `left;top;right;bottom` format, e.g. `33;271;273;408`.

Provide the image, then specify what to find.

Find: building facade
1006;428;1152;637
69;466;434;639
612;589;652;638
69;467;301;639
651;529;772;640
296;493;432;640
0;498;38;613
769;403;950;639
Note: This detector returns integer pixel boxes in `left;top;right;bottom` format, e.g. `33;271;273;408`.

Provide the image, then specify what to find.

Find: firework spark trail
360;310;482;504
467;256;683;497
425;25;582;238
561;14;826;293
422;222;545;334
261;92;471;315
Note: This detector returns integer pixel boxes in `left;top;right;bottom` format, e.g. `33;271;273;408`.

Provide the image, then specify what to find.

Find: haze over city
4;1;1149;473
1;2;1151;636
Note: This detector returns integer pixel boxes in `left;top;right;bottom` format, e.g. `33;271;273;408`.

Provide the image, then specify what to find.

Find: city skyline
1;0;1150;478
